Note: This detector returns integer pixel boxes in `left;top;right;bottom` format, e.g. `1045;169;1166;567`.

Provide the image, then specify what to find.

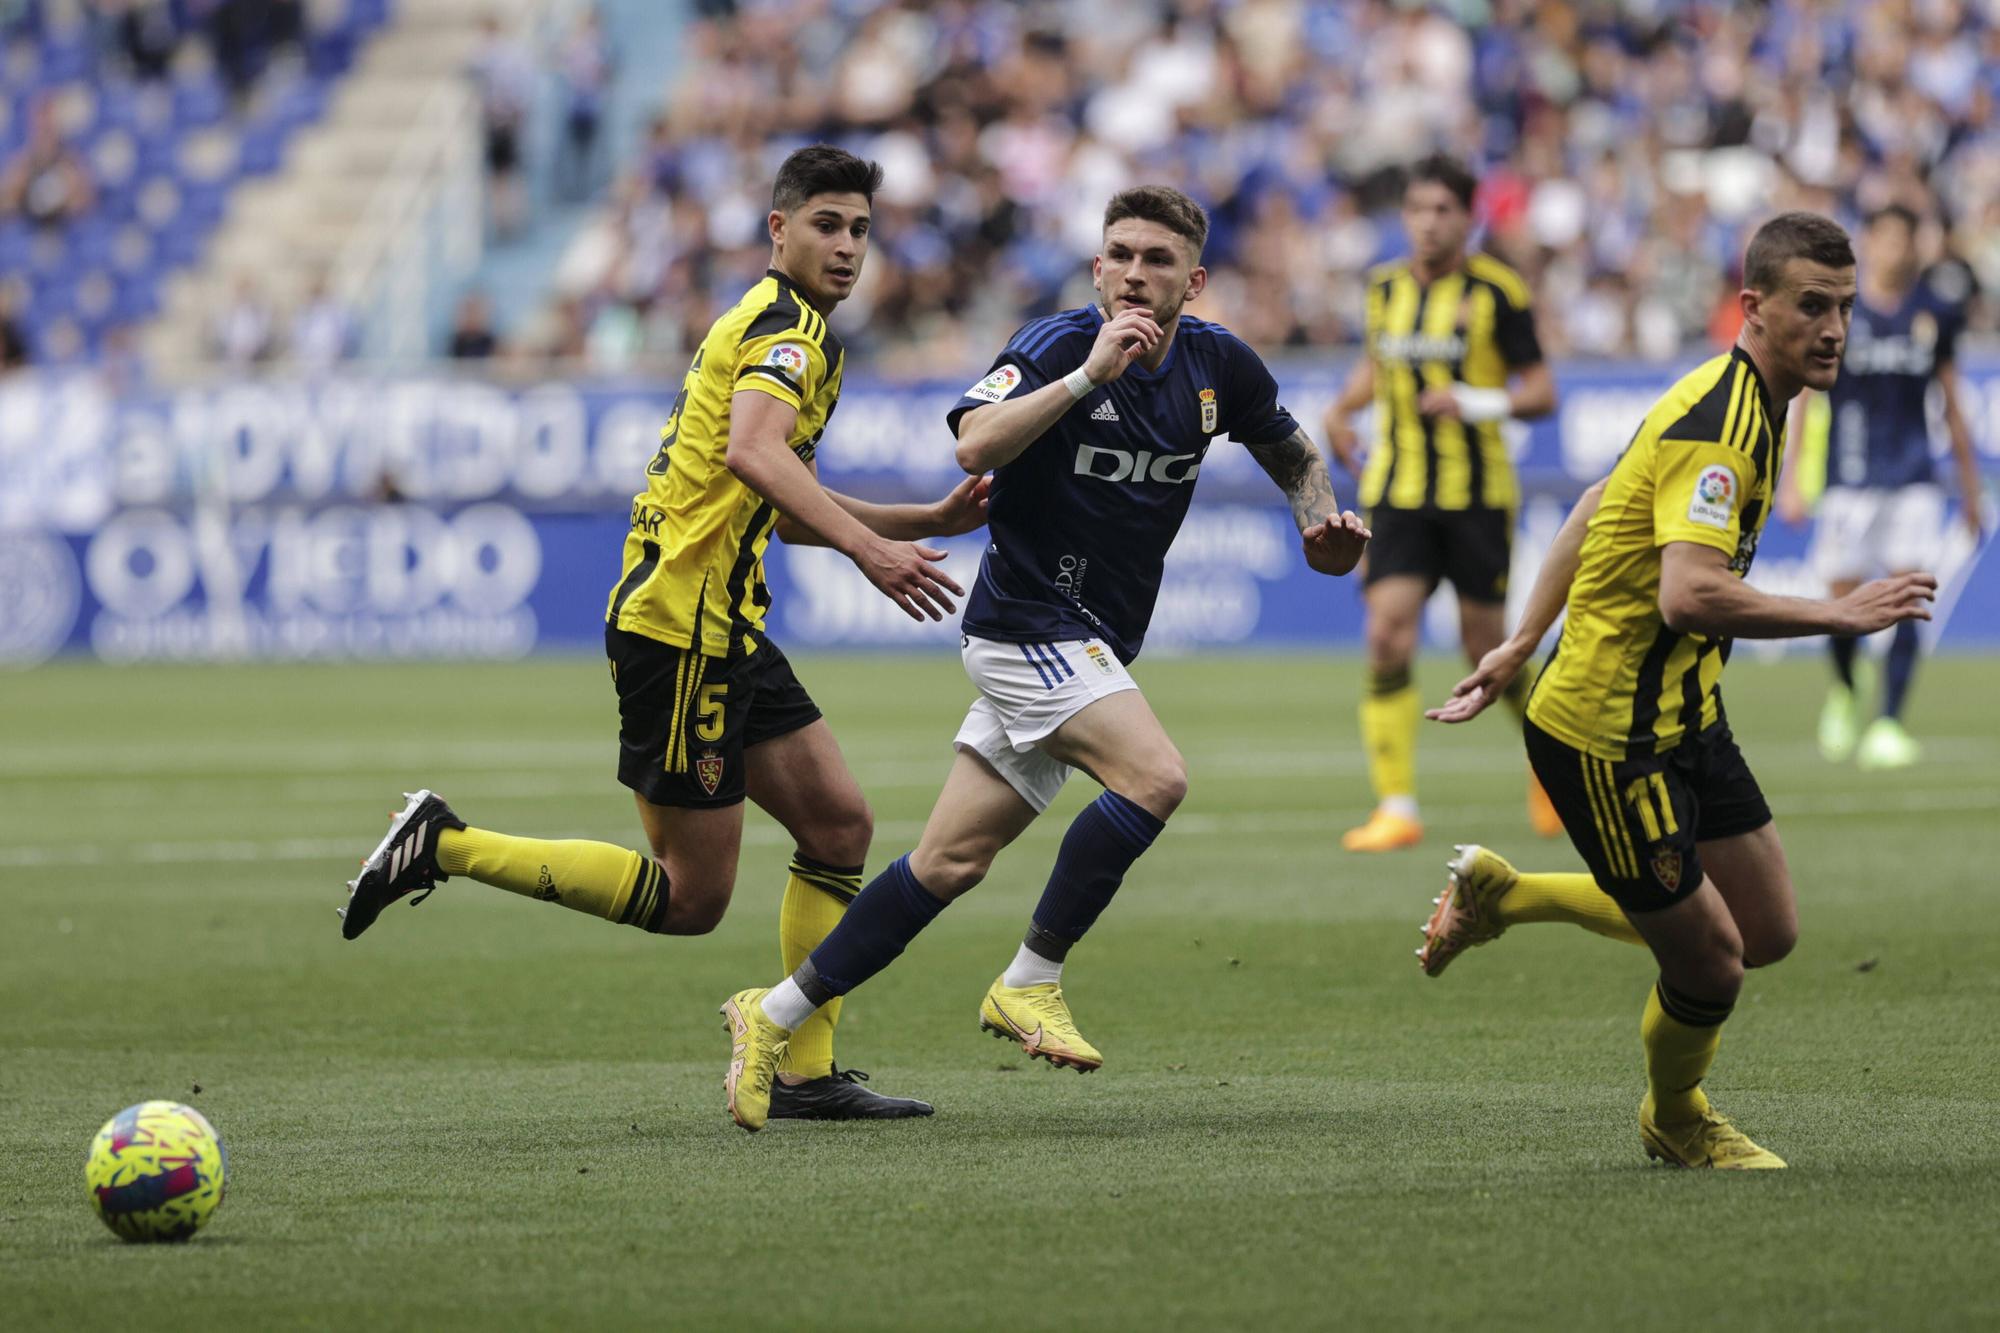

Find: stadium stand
0;0;389;367
520;0;1999;377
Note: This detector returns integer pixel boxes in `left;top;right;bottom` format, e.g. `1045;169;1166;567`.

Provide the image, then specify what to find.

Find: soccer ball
84;1101;228;1242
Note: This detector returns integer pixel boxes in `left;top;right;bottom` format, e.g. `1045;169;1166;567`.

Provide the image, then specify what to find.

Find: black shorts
1524;716;1773;913
605;625;822;809
1362;505;1512;604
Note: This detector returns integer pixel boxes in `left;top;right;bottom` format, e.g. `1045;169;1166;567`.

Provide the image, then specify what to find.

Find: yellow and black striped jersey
1529;347;1785;760
1360;253;1541;511
607;269;844;656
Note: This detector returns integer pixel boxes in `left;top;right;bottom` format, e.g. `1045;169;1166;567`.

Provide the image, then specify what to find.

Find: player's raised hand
856;538;965;622
1426;640;1532;725
1834;571;1937;635
928;473;991;537
1301;510;1370;576
1081;308;1163;386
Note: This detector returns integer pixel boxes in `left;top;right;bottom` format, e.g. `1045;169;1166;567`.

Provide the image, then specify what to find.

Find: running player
1778;203;1986;769
335;146;987;1121
716;185;1371;1131
1323;154;1560;852
1417;213;1936;1167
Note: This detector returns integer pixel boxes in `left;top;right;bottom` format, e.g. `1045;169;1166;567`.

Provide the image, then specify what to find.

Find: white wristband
1062;367;1095;401
1450;384;1513;422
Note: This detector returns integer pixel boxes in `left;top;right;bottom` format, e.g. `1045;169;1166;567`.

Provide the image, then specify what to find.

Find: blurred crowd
526;0;2000;375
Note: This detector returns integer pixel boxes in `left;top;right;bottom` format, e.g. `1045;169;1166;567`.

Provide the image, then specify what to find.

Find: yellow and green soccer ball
84;1101;227;1242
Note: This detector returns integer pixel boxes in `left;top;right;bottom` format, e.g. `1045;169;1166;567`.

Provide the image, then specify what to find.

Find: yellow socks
436;827;669;931
1359;665;1420;812
777;854;863;1079
1499;872;1644;945
1642;980;1732;1122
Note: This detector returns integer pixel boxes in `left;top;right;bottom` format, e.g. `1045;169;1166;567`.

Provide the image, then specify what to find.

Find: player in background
1323;154;1560;853
1778;203;1986;769
716;186;1371;1131
1417;214;1936;1167
336;146;989;1122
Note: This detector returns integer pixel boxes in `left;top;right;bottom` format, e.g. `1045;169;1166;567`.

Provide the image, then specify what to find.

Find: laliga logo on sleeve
766;343;809;384
1687;464;1737;530
964;364;1022;404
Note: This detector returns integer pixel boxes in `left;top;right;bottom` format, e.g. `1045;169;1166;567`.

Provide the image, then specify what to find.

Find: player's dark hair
771;145;884;214
1103;185;1210;258
1864;203;1920;235
1406;153;1477;211
1743;211;1855;292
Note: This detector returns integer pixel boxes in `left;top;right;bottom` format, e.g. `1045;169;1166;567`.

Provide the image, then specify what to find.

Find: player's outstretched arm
1243;426;1369;575
728;390;963;621
780;475;992;545
954;309;1163;474
1428;476;1606;724
1658;543;1936;639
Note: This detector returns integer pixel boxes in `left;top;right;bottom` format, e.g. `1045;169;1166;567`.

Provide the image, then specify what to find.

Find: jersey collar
1729;343;1776;412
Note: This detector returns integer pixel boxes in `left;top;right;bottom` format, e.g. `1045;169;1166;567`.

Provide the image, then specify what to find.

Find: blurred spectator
448;291;501;359
0;279;31;373
555;6;613;202
469;14;536;239
539;0;2000;376
113;0;181;82
0;98;97;230
288;274;356;371
210;275;274;365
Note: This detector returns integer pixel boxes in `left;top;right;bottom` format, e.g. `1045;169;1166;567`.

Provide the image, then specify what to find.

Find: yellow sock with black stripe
1643;979;1732;1122
778;853;862;1079
1498;872;1643;945
435;827;670;931
1359;665;1420;811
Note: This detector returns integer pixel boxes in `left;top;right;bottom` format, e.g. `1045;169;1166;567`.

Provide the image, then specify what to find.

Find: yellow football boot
1416;843;1518;977
979;976;1102;1072
1341;806;1424;853
1527;769;1565;838
1639;1095;1787;1169
720;988;791;1132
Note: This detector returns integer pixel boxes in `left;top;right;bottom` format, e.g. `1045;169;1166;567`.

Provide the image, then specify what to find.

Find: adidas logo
1089;401;1120;422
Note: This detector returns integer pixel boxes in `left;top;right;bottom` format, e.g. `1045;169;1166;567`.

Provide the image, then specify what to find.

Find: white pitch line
1;788;1993;869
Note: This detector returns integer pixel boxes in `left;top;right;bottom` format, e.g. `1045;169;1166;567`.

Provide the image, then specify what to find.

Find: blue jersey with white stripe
947;304;1298;662
1825;275;1963;489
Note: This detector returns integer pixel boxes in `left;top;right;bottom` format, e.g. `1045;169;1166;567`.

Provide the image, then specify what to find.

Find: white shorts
1809;484;1945;584
952;633;1140;813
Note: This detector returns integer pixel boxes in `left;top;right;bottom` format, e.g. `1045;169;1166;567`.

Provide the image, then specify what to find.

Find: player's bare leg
1347;574;1427;851
1859;567;1925;769
1625;880;1786;1169
1695;822;1799;971
743;719;934;1119
632;797;743;935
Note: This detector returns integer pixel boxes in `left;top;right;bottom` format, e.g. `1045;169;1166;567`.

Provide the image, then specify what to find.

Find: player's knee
1365;623;1414;674
660;872;734;935
795;796;873;869
1744;919;1798;969
910;844;991;898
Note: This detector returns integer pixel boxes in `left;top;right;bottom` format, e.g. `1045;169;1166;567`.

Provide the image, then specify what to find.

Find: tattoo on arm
1245;427;1339;533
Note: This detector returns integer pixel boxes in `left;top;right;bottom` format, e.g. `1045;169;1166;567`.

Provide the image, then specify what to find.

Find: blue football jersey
1825;274;1964;489
947;305;1299;663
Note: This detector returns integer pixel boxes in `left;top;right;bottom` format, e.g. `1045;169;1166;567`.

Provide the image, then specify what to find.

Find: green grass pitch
3;651;1996;1330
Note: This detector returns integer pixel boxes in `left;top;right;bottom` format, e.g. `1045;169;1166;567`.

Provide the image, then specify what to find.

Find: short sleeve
1935;302;1963;365
947;341;1052;437
1653;440;1749;555
735;327;827;412
1225;338;1299;445
1494;288;1543;368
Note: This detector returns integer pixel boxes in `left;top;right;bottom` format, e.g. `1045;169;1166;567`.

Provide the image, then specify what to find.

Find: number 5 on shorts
695;683;728;742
